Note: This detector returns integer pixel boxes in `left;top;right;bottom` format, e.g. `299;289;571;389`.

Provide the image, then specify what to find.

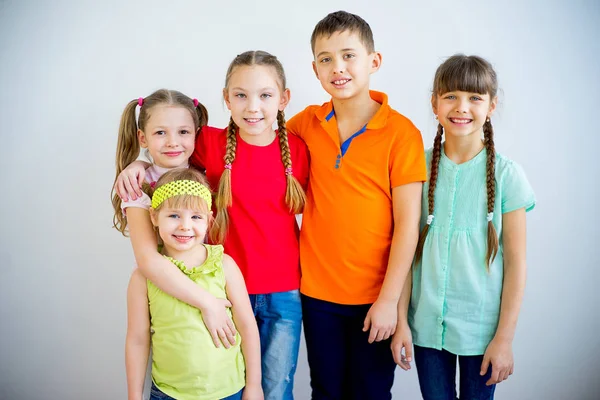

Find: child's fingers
480;356;490;376
486;365;500;386
218;328;231;349
405;341;413;363
226;316;237;336
210;330;221;348
122;177;137;201
363;314;371;332
368;327;379;344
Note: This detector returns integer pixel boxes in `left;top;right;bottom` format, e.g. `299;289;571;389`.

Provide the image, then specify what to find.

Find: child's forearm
396;272;412;325
495;209;528;342
137;252;214;309
495;259;527;342
125;336;150;400
378;217;420;303
378;183;422;303
238;319;262;388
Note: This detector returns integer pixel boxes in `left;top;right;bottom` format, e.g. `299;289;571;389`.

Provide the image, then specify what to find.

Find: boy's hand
201;296;237;348
391;322;413;370
114;161;148;201
480;337;514;386
363;298;397;343
241;384;264;400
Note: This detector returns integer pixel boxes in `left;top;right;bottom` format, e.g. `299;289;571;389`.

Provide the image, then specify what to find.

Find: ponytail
112;99;142;236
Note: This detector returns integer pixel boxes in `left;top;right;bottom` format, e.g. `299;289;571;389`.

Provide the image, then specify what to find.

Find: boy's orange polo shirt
287;91;426;305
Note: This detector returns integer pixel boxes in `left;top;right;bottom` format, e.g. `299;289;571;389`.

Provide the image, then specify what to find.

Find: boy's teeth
333;79;349;85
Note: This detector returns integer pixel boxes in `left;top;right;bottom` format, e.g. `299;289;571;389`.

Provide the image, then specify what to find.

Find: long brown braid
414;123;444;263
483;119;499;266
209;50;307;244
111;89;209;236
277;110;306;213
417;54;499;269
211;117;238;244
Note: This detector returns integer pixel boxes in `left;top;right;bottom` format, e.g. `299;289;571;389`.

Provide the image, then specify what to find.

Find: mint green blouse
409;146;535;356
148;245;245;400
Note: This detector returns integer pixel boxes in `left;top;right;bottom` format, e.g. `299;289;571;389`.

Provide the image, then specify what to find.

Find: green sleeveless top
148;245;245;400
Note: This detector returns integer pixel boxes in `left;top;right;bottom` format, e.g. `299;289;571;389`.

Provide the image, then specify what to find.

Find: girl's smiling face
137;105;196;168
224;65;290;146
433;91;497;140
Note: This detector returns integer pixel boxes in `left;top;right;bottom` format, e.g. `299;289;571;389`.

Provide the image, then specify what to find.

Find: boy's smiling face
312;30;381;101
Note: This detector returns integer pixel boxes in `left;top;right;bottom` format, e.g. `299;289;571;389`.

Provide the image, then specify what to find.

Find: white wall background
1;0;599;399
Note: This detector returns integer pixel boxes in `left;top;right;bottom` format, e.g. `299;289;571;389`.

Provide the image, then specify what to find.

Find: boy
287;11;427;399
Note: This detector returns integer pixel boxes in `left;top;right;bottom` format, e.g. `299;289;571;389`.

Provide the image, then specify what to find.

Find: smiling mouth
449;118;473;124
244;118;264;123
163;151;183;156
332;79;351;86
173;235;194;242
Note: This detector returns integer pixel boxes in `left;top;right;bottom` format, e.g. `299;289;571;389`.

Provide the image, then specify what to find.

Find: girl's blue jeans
414;345;497;400
149;383;242;400
249;289;302;400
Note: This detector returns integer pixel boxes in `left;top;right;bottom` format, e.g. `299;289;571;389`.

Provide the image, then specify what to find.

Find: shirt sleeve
389;121;427;188
501;161;536;213
121;193;152;214
190;126;207;171
292;136;310;191
287;109;306;140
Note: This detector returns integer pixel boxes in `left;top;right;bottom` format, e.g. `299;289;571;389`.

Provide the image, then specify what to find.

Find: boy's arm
222;254;263;400
125;269;151;400
127;208;237;348
481;208;527;385
363;182;422;343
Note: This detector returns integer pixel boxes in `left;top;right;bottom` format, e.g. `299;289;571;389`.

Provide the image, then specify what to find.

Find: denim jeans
249;289;302;400
414;345;496;400
149;382;243;400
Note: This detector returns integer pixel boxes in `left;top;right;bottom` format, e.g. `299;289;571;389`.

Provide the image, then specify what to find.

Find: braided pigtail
210;118;238;244
277;110;306;213
414;123;444;264
483;119;499;268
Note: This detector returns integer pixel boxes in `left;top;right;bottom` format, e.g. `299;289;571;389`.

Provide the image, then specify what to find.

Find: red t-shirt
191;126;309;294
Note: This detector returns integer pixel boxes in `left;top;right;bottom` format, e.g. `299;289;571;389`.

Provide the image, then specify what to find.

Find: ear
137;129;148;148
149;208;158;227
223;88;232;111
312;61;319;80
431;94;438;116
369;51;382;74
279;88;291;111
487;96;498;118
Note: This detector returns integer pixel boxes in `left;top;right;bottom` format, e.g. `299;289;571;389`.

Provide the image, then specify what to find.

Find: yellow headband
151;180;212;209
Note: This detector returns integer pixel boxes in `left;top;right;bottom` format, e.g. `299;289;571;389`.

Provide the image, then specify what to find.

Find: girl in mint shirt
397;54;535;399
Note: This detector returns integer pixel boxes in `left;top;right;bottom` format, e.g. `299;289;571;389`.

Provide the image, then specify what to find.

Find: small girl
115;52;309;400
405;55;536;399
112;89;238;349
125;168;263;400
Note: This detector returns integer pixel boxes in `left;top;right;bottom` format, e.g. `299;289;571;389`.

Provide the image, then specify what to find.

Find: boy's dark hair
310;11;375;54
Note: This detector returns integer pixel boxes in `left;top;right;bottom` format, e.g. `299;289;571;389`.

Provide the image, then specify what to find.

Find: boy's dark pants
302;294;396;400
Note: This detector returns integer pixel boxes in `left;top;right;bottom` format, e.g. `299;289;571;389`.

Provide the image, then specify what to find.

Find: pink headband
193;98;199;107
138;97;144;107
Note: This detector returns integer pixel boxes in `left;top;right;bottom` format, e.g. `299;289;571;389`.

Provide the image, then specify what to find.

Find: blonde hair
210;51;306;244
415;54;499;269
152;168;212;215
112;89;209;236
